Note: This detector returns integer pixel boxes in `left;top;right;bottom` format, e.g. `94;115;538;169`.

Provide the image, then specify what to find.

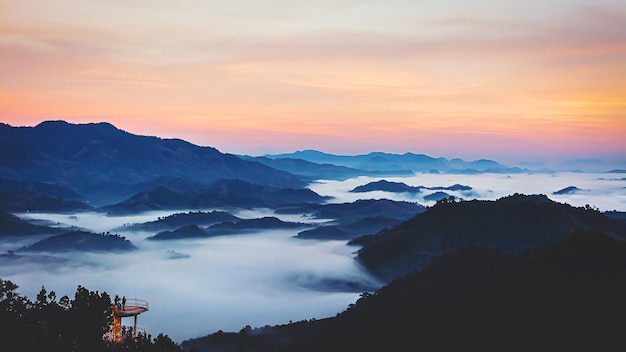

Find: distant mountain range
1;121;623;211
263;150;527;174
0;121;305;205
240;155;414;180
264;150;626;174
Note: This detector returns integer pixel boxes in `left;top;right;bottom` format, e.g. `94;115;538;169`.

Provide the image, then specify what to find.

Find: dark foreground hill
182;232;626;352
0;121;304;204
351;194;626;281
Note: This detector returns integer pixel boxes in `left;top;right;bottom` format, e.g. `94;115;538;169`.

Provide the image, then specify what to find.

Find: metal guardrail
124;297;149;310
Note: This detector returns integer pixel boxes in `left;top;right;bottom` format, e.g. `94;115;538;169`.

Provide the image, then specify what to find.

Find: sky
1;0;625;164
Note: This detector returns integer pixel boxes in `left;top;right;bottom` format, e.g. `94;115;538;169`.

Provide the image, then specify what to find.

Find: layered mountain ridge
0;121;305;205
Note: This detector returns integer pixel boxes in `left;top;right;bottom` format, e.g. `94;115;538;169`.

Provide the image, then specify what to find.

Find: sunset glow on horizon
1;1;625;164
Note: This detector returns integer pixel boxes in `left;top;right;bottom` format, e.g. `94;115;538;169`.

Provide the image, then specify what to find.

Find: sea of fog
309;172;626;212
2;172;625;342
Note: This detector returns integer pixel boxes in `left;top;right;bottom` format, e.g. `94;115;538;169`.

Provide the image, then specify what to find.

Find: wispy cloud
1;1;624;160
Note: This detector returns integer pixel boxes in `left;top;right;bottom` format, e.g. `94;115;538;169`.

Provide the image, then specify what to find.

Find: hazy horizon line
4;119;625;169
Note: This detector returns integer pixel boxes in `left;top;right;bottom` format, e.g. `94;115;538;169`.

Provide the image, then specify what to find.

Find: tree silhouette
67;285;112;351
0;278;184;351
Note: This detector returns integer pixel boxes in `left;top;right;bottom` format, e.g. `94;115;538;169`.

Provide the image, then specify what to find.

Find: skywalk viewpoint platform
111;297;149;343
114;304;148;317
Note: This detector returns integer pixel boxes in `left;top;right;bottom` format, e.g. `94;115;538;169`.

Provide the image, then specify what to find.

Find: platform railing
123;297;149;310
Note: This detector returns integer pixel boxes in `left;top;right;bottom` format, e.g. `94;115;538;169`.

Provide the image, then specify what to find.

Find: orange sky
1;1;625;164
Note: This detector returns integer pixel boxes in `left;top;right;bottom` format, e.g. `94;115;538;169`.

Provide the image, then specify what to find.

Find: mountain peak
35;120;120;133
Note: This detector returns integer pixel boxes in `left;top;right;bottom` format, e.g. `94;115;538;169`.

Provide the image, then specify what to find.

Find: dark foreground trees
0;279;184;352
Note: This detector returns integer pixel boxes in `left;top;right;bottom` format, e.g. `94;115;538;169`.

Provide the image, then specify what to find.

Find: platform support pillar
112;308;122;343
134;314;138;337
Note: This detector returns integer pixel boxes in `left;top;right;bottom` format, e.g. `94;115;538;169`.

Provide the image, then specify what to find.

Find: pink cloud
1;4;624;161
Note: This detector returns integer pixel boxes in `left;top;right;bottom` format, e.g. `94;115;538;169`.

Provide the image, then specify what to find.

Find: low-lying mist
4;209;378;342
310;172;626;212
2;172;624;342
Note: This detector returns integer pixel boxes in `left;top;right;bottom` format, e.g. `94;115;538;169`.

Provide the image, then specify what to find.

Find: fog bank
3;172;624;342
4;211;377;342
310;172;626;212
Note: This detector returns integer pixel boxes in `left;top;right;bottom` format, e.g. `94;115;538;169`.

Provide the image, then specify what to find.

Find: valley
1;121;625;348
